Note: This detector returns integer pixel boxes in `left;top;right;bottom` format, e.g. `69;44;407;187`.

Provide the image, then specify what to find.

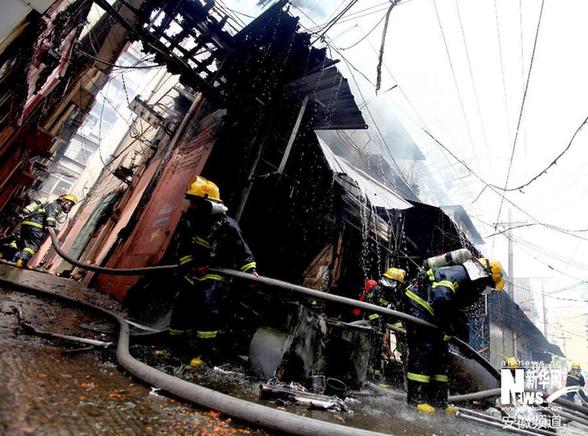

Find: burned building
29;2;481;308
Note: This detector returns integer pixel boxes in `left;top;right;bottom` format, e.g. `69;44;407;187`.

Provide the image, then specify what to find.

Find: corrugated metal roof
440;205;484;245
316;135;411;210
286;66;368;130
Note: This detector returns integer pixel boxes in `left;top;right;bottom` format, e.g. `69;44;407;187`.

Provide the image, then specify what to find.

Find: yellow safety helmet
185;176;222;203
571;361;581;370
478;258;505;291
505;356;518;369
382;267;406;283
60;194;78;204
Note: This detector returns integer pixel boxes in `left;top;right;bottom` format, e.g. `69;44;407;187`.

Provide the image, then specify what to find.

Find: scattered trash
154;349;171;358
213;365;237;375
260;380;352;412
16;307;113;348
149;387;162;398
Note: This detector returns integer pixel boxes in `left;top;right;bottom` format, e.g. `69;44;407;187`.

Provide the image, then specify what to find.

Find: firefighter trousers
169;274;228;345
406;324;449;407
14;224;44;266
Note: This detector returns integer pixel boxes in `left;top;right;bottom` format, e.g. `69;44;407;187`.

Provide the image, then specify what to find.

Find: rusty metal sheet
96;110;225;300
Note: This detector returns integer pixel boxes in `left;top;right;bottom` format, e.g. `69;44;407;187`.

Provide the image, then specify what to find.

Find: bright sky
224;0;588;364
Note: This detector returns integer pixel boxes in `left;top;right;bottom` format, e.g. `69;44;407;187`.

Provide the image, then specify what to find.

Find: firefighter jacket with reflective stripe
566;370;585;388
405;265;488;334
175;209;256;273
21;200;63;230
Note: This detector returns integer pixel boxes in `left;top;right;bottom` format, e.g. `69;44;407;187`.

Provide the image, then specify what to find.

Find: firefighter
169;176;257;362
566;362;586;402
352;279;378;318
404;256;504;414
12;194;77;268
363;268;406;380
0;199;44;259
363;267;407;325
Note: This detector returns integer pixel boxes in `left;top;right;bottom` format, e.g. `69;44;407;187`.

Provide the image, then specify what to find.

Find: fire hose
48;228;499;380
0;271;383;435
47;228;588;420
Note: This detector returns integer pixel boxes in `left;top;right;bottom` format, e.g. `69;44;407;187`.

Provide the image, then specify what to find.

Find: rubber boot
407;379;430;406
416;403;436;414
430;380;449;409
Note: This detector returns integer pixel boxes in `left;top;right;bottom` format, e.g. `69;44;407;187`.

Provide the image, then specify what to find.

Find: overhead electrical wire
493;0;512;148
455;0;490;161
317;4;572;233
432;0;477;159
494;0;546;228
335;5;391;26
508;280;588;304
424;128;588;242
77;47;160;69
312;0;359;44
488;114;588;192
339;10;388;50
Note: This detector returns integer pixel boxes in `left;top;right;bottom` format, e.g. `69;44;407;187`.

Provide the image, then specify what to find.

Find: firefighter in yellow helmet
169;176;257;363
363;267;407;323
361;267;407;381
12;194;77;268
566;361;586;402
404;252;504;414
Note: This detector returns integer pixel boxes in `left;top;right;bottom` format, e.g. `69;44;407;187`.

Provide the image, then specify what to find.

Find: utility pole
508;209;514;301
541;279;548;338
554;331;571;356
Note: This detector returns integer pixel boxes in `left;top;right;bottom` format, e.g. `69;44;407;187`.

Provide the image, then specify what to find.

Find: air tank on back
423;248;473;270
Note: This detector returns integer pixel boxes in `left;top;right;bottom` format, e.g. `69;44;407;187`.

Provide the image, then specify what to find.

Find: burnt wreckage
16;1;546;399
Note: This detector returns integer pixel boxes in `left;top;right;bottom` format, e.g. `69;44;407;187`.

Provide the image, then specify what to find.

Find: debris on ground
259;379;351;412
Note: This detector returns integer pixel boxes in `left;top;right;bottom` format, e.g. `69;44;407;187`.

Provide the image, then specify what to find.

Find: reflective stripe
432;280;458;293
198;274;224;282
427;269;435;282
184;276;196;286
179;255;193;266
193;236;211;248
407;372;430;383
405;290;434;317
433;374;448;382
46;217;56;222
240;261;257;272
196;330;218;339
23;247;36;255
378;298;389;306
368;313;380;320
443;335;452;342
22;221;43;229
391;321;403;328
9;241;17;249
569;374;579;380
169;328;189;336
